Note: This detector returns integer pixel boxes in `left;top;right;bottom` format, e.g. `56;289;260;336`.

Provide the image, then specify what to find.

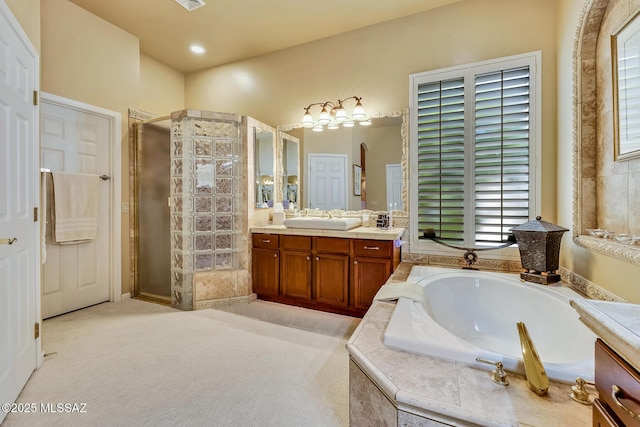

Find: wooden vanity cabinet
251;234;280;297
352;239;397;310
314;237;350;308
251;233;400;317
280;235;312;300
594;338;640;426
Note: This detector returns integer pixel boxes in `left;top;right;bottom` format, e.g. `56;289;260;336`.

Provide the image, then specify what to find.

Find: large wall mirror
278;109;408;215
254;129;275;208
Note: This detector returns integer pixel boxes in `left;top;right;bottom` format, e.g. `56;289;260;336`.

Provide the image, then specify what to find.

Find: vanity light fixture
301;96;368;130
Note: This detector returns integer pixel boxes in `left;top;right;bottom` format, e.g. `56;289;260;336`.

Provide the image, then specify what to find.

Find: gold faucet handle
570;377;594;405
476;357;509;386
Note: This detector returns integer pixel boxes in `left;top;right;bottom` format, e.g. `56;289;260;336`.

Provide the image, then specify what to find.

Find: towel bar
40;169;110;181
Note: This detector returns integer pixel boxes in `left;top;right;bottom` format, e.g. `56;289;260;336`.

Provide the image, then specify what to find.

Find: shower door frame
131;115;172;303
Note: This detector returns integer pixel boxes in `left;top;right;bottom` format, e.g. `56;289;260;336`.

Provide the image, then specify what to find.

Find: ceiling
68;0;461;74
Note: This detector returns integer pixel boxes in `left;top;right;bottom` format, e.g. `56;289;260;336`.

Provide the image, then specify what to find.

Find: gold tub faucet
517;321;549;396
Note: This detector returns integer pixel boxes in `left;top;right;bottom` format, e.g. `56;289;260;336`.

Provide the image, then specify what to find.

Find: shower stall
132;110;251;310
133;117;172;302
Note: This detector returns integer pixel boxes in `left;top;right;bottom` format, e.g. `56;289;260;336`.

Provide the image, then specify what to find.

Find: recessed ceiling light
190;45;206;55
175;0;206;12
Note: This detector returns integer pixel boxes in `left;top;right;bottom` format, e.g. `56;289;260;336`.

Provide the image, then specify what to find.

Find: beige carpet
2;299;360;427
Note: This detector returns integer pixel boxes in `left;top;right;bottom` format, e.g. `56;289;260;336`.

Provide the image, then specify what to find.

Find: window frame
409;51;542;258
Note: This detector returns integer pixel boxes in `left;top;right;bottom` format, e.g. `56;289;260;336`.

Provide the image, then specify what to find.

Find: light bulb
343;121;355;128
352;99;366;120
359;118;372;126
318;106;331;125
312;124;324;132
327;122;339;130
334;107;348;123
301;110;314;128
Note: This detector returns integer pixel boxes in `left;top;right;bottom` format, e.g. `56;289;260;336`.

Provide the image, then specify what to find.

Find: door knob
0;238;17;245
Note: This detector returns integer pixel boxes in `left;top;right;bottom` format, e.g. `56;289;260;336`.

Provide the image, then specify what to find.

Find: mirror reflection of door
386;164;403;210
308;154;347;210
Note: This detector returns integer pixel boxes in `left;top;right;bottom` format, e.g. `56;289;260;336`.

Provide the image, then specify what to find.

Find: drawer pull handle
363;246;379;250
612;385;640;420
273;253;278;258
306;256;310;261
354;260;358;265
261;239;271;243
316;256;320;261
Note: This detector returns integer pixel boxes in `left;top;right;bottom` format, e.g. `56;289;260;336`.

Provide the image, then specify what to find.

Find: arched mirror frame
574;0;640;264
277;108;409;224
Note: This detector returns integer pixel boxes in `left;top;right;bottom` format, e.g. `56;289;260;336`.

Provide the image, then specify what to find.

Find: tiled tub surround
347;300;592;426
170;110;251;310
347;263;640;425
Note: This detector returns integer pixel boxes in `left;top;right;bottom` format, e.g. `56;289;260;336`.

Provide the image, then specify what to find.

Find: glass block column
170;110;244;310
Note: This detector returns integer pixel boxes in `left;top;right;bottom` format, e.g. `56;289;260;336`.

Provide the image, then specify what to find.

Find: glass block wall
170;110;244;310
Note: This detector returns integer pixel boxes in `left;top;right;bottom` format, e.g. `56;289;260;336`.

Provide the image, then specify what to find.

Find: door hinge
33;90;39;106
34;322;40;339
33;207;38;222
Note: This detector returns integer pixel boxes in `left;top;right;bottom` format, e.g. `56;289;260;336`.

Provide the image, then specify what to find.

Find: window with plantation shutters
410;53;540;248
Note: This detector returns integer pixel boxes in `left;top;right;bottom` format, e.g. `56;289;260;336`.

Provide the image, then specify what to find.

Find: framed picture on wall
353;164;362;196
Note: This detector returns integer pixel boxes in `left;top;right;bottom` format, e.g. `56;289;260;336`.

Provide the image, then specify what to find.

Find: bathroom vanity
250;225;403;317
571;300;640;426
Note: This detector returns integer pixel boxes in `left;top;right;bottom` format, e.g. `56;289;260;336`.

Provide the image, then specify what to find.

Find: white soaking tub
383;267;596;383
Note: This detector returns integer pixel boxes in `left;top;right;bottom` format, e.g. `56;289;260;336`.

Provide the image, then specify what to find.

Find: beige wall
140;54;185;116
186;0;560;221
365;124;403;210
41;0;185;295
557;0;640;303
5;0;40;51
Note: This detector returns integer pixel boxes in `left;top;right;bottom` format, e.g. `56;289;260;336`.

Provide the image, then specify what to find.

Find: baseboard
121;292;131;300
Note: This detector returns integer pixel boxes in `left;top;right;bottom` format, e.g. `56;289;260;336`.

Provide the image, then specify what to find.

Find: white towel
51;172;100;244
373;280;425;304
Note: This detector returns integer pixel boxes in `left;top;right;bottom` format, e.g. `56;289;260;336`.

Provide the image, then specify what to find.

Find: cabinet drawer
316;237;350;254
354;239;393;258
593;398;621;427
282;235;312;251
252;234;279;249
595;339;640;426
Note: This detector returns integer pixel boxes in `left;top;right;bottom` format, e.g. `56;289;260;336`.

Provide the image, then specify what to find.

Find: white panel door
308;154;347;210
386;163;403;210
0;0;39;421
40;101;111;319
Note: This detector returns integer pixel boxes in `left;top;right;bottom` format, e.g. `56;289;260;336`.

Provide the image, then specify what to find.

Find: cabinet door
315;253;349;307
353;257;392;310
281;251;312;300
252;248;279;297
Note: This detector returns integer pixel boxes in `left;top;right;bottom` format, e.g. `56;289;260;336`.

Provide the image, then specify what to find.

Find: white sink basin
283;217;362;230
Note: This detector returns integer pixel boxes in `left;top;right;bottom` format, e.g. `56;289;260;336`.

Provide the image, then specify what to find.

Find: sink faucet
517;322;549;396
323;210;334;219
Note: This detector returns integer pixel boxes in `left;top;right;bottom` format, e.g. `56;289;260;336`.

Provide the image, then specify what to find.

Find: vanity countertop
250;224;405;241
347;300;591;426
570;299;640;372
